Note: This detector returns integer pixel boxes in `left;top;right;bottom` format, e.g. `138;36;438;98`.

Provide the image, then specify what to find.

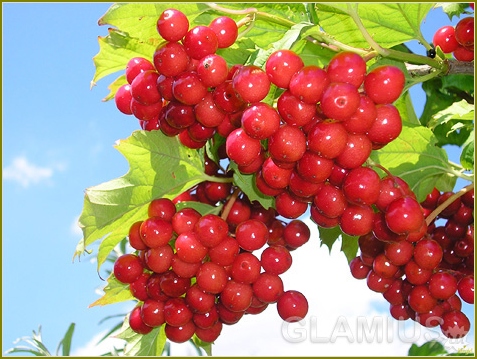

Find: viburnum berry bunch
82;3;475;354
113;184;310;343
432;13;474;61
350;185;474;338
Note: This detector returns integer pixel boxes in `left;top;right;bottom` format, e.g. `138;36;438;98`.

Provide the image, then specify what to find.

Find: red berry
114;254;144;284
455;17;474;48
232;65;271;103
183;25;218;60
209;16;238;48
261;245;293;275
241;102;281;140
320;82;361;121
440;310;471;338
385;196;425;235
153;42;190;77
129;306;153;334
327;51;367;88
289;65;330;104
265;49;304;88
433;25;459;53
364;65;405;104
235;219;269;251
115;84;133;115
157;9;189;42
268;125;307;164
277;290;309;322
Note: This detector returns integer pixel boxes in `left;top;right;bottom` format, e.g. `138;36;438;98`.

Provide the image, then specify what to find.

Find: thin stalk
220;187;241;221
425;183;475;225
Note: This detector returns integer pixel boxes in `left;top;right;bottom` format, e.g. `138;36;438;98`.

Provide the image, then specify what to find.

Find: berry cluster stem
425;183;475;225
220;187;241;221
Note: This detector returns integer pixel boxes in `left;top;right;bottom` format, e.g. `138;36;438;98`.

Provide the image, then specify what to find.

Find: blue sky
2;3;474;356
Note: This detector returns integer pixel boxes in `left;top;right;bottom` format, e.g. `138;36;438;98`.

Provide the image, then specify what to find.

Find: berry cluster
110;7;473;344
113;186;310;343
350;186;474;339
433;15;474;61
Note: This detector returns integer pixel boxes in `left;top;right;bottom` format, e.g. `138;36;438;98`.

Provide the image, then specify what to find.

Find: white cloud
3;156;65;187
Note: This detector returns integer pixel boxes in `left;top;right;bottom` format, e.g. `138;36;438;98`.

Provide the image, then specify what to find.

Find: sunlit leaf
370;125;457;202
229;162;275;209
92;28;160;87
116;316;166;356
74;130;212;269
313;3;432;49
89;274;134;307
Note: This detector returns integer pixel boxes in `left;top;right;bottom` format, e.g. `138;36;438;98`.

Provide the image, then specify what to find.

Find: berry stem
220;187;241;221
347;4;387;57
207;3;296;28
203;174;235;184
425;183;475;225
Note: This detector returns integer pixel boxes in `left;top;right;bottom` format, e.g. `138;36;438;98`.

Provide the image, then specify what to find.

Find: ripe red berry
241;102;281;140
385;196;425;235
327;51;367;88
289;65;330;104
277;290;309;322
268;125;307;164
196;262;228;294
114;254;144;284
226;127;262;166
153;42;190;77
183;25;218;60
265;49;304;89
115;84;133;115
307;121;348;159
232;65;271;103
157;9;189;42
320;82;361;121
367;104;402;147
433;25;459;53
455;17;474;48
235;219;269;251
140;217;173;248
364;65;405;104
126;57;156;84
129;306;153;334
440;310;471;338
209;16;238;48
261;245;292;275
342;166;381;206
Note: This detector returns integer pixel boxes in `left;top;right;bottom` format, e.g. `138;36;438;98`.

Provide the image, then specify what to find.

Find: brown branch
406;60;475;77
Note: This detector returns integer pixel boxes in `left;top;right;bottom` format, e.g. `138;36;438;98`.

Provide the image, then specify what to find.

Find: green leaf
314;3;433;49
56;323;75;356
317;226;358;264
98;3;209;42
460;130;475;170
370;125;457;202
229;162;275;209
89;274;134;307
438;2;469;20
101;74;127;102
175;201;221;216
116;316;167;356
191;335;213;356
75;130;209;269
428;99;475;130
92;28;160;87
247;22;313;68
408;340;447;356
